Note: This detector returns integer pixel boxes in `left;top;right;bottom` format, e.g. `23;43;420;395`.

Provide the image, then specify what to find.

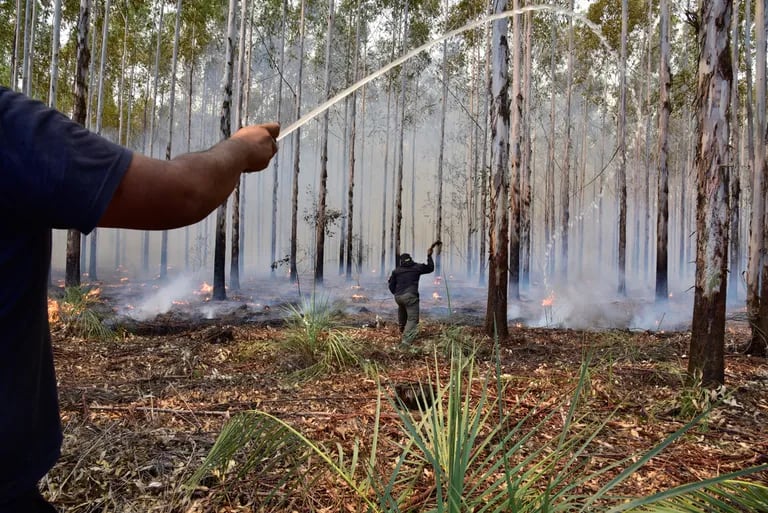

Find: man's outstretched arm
99;123;279;230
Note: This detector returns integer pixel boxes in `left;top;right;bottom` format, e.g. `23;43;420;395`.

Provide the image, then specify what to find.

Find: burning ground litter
44;279;768;512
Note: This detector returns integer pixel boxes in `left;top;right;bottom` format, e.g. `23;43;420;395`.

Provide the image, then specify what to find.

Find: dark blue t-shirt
0;87;132;501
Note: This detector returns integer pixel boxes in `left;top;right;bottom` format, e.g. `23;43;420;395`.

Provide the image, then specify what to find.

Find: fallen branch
86;404;398;420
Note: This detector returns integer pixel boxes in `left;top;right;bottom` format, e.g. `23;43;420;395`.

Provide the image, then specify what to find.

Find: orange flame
542;293;555;307
47;298;60;323
432;292;442;300
198;282;213;295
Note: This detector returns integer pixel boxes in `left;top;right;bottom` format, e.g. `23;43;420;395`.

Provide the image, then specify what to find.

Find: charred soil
45;287;768;512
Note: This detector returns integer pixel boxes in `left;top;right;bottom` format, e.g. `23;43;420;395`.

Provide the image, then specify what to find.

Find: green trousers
395;292;420;344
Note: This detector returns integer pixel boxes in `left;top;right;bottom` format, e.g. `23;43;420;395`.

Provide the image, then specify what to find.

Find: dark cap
399;253;413;266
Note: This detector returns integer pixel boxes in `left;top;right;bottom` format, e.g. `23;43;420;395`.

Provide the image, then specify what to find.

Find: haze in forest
3;0;755;335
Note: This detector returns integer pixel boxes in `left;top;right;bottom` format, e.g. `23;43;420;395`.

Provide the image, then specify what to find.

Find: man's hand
100;121;280;230
230;123;280;172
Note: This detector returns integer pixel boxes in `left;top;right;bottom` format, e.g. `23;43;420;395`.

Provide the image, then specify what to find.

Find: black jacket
388;255;434;295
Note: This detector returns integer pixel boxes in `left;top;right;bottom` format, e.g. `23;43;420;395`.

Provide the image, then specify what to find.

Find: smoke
121;274;197;321
521;279;693;331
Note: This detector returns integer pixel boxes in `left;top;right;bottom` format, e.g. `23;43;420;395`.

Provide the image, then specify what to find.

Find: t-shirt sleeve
0;88;132;233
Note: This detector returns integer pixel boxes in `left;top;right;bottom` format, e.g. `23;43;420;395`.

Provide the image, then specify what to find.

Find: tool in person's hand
428;240;442;255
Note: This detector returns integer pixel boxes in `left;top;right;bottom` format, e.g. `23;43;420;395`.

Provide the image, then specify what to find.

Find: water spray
275;5;622;143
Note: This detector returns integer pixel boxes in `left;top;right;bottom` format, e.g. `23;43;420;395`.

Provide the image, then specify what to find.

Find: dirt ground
43;280;768;512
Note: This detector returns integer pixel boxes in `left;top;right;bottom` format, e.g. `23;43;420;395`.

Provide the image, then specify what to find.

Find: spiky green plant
280;294;362;381
57;286;115;341
434;324;477;357
191;341;768;512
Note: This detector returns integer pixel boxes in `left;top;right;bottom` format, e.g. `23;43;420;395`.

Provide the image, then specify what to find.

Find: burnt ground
43;276;768;512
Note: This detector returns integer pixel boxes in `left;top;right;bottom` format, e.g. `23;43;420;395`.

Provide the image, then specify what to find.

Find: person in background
388;241;440;349
0;86;279;513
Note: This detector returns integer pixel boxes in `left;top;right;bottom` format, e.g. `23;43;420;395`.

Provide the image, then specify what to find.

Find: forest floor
43;277;768;512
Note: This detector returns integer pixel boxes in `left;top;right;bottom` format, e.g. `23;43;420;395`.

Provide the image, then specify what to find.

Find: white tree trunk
214;0;238;300
485;0;510;339
656;0;671;300
689;0;732;385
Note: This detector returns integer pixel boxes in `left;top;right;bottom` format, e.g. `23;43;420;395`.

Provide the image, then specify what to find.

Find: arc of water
272;3;640;300
275;5;620;142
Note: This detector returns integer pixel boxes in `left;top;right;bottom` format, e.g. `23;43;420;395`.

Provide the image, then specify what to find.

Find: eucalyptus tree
160;0;184;281
727;0;740;301
479;20;490;283
688;0;732;386
271;0;287;278
214;0;239;300
393;0;410;264
507;0;522;301
559;0;574;283
617;0;628;295
520;8;532;289
655;0;671;301
230;0;249;291
48;0;62;108
87;0;114;283
142;0;165;276
289;0;306;283
21;0;35;95
746;0;767;356
8;0;22;88
485;0;510;339
313;0;335;285
435;24;447;278
545;13;556;279
66;0;91;287
378;24;396;277
344;0;363;281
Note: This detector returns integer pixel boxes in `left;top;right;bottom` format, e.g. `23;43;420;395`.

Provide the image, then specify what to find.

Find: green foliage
192;340;768;512
434;324;477;358
281;294;363;381
582;0;648;55
56;287;116;341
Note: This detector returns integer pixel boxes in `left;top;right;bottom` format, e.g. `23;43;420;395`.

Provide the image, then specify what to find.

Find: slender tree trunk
485;0;510;339
728;0;741;300
520;9;532;290
66;0;91;288
270;0;287;277
49;0;62;107
560;0;574;282
214;0;238;300
289;0;306;283
545;15;556;280
21;0;34;95
394;0;410;263
689;0;732;386
643;0;653;283
345;3;361;281
618;0;628;295
230;0;248;291
11;0;22;89
88;0;112;283
747;0;766;354
161;0;183;281
436;15;448;277
142;1;164;276
184;31;195;271
578;99;587;277
656;0;671;300
314;0;335;285
508;0;522;300
380;90;392;275
479;21;491;283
